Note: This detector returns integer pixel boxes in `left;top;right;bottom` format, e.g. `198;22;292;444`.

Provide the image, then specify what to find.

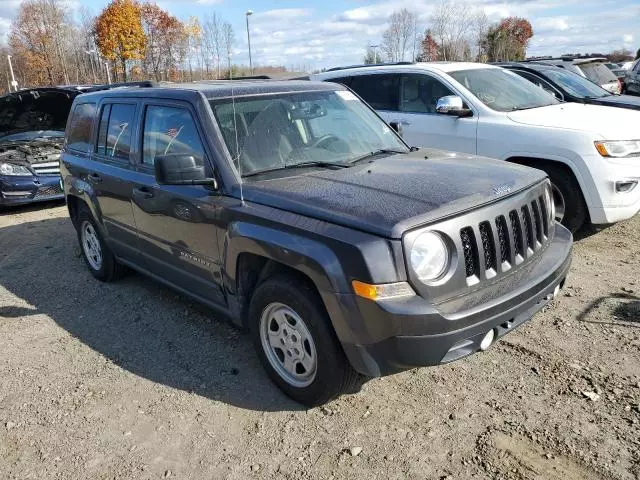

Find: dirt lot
0;202;639;480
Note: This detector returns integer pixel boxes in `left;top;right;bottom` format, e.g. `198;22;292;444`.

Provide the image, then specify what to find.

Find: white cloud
623;34;633;43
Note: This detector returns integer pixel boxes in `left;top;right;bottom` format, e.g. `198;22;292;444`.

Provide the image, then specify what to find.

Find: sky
0;0;638;71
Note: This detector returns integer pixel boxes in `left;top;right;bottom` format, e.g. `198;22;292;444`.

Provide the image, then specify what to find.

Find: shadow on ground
0;215;304;412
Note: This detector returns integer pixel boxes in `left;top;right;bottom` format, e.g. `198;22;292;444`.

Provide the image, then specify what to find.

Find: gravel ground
1;201;639;480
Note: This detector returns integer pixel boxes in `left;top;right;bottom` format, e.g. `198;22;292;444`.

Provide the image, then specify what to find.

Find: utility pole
246;10;254;74
7;55;18;92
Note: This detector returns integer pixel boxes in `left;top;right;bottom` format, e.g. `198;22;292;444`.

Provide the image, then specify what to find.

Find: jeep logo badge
492;184;512;195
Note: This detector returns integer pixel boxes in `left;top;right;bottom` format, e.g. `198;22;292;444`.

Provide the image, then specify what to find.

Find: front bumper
0;175;64;206
325;225;572;377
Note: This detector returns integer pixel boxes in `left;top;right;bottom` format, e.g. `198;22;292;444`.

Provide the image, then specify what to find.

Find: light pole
369;44;379;64
105;61;112;84
246;10;253;74
7;55;18;92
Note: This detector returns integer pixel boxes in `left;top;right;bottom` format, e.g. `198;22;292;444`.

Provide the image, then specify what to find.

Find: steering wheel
310;135;341;149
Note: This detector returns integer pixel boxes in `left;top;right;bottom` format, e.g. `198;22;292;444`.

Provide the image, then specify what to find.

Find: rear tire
248;274;366;406
539;164;587;233
76;207;126;282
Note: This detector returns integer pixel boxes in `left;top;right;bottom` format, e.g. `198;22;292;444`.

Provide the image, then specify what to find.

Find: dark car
624;59;640;95
525;57;621;94
0;87;82;207
60;81;572;406
499;63;640;111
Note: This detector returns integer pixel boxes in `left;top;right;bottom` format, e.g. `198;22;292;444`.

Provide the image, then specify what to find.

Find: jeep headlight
594;140;640;158
410;231;449;282
0;163;32;176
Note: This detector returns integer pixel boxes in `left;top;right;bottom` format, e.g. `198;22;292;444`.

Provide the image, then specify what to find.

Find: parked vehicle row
523;57;623;94
4;58;637;406
312;62;640;233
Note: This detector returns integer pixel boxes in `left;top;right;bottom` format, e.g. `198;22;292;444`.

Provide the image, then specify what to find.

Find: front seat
241;101;297;173
401;78;428;113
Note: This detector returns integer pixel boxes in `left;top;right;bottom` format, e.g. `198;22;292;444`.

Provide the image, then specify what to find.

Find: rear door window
349;74;400;111
95;103;136;160
141;105;205;166
66;102;97;152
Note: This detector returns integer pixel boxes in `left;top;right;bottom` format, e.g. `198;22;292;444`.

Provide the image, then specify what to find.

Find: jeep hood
506;102;640;139
240;149;546;239
0;88;77;142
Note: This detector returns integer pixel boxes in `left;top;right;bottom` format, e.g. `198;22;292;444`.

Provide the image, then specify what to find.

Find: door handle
133;186;154;199
87;173;102;183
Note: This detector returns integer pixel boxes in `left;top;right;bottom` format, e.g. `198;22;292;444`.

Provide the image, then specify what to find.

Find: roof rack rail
325;61;415;72
83;80;158;93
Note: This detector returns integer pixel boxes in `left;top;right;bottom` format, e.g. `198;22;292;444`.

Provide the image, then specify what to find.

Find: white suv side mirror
436;95;473;118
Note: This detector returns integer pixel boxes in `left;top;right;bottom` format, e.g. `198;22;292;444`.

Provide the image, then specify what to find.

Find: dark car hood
0;88;78;142
241;149;546;239
589;94;640;110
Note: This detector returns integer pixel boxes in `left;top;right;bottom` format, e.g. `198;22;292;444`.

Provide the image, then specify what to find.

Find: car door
69;100;139;259
129;101;226;306
390;73;477;153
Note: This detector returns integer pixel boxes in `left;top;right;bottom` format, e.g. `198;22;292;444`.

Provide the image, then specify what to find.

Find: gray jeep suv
61;81;572;406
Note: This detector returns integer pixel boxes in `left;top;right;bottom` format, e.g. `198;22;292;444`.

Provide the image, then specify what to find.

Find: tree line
0;0;242;91
365;2;534;65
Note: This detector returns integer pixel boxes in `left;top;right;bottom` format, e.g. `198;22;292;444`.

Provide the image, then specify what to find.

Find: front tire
76;207;125;282
540;165;587;233
248;274;366;406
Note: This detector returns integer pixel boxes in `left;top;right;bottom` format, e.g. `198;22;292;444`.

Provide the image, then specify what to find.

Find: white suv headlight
594;140;640;158
0;163;32;176
410;231;449;282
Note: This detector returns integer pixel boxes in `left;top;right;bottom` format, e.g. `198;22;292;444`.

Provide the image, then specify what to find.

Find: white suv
312;63;640;232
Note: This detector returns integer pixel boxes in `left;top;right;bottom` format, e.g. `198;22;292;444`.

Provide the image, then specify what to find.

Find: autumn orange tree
95;0;146;82
484;17;533;61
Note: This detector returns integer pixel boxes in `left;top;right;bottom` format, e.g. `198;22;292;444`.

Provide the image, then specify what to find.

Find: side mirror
389;121;403;137
154;154;217;188
435;95;473;118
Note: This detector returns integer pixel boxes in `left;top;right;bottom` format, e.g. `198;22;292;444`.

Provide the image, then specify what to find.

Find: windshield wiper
348;148;408;165
242;161;349;178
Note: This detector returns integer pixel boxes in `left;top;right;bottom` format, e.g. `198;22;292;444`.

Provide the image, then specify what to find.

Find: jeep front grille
459;192;552;285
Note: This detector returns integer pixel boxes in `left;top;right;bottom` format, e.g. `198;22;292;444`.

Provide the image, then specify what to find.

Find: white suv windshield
542;68;610;99
450;68;560;112
210;90;408;177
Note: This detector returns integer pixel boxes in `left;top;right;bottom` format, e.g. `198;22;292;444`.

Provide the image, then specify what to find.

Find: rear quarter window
66;102;97;152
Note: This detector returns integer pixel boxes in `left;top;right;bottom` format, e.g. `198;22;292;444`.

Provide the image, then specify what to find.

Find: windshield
210;90;408;177
542;68;610;99
449;68;560;112
578;63;618;84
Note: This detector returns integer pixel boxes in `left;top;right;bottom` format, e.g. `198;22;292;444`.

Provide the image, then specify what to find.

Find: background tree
95;0;146;82
429;0;479;61
381;9;418;62
420;30;440;62
203;14;223;78
635;48;640;60
222;21;235;76
184;17;202;81
140;3;183;81
484;17;533;61
8;0;72;85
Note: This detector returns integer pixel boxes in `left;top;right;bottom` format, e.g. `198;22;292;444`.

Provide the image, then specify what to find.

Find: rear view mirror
154;154;217;187
436;95;473;118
